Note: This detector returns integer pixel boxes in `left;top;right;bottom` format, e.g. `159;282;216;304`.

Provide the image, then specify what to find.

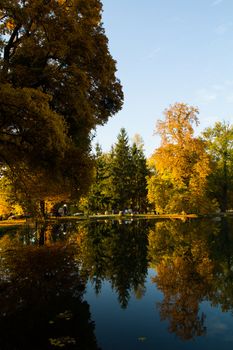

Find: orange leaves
5;19;15;30
6;21;14;30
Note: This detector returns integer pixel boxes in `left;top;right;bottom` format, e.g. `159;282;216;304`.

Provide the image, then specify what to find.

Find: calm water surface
1;218;233;349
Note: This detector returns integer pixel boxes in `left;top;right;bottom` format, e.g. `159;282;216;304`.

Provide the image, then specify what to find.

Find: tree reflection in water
1;218;233;347
0;226;100;350
148;218;233;341
74;220;149;308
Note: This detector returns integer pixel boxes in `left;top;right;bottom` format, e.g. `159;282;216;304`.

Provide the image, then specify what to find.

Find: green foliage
86;130;149;213
110;128;133;210
86;143;113;212
130;142;149;212
202;121;233;211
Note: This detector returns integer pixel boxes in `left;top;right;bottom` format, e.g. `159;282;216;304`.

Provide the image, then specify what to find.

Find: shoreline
1;212;232;227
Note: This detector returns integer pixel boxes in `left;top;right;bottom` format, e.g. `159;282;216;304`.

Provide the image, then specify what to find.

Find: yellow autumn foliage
147;103;217;214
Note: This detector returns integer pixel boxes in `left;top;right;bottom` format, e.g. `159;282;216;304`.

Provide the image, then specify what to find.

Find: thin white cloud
212;84;224;91
212;0;224;6
226;93;233;103
215;22;232;35
225;80;233;87
197;88;217;103
146;48;161;60
197;82;233;105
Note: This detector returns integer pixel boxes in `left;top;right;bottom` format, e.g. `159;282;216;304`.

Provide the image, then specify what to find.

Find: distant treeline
81;103;233;215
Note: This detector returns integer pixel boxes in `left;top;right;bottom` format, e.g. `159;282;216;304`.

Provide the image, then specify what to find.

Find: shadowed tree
0;0;123;213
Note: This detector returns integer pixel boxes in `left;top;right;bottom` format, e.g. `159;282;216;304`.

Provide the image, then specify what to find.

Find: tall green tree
111;128;132;211
131;141;148;212
0;0;123;211
147;103;216;214
86;143;112;212
202;122;233;212
85;133;149;213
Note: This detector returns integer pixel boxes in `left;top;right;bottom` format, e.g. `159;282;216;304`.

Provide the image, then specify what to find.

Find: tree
147;103;216;214
110;128;132;211
84;132;149;213
202;122;233;211
0;175;23;216
0;0;123;212
86;143;113;213
130;141;148;212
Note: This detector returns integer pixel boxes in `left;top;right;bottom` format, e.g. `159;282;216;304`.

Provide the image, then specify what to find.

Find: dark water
1;218;233;349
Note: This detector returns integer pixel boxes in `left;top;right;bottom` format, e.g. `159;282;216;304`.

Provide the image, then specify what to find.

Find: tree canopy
147;103;216;214
0;0;123;212
202;122;233;211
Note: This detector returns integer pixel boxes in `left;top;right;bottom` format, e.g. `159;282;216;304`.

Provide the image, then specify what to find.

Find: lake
1;217;233;349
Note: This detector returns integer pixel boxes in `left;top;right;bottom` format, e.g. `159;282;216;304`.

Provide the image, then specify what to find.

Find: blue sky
94;0;233;157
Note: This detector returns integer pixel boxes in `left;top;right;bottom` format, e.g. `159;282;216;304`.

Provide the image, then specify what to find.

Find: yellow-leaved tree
147;103;218;214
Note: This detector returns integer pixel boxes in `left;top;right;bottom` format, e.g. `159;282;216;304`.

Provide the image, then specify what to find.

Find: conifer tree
131;142;148;212
87;143;112;212
111;128;132;211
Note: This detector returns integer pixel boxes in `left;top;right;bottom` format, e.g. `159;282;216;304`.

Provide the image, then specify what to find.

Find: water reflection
148;219;233;340
148;220;215;340
1;218;233;348
75;220;149;308
0;231;100;350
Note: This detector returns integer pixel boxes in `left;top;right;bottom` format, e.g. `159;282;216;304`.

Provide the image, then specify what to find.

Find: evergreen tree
87;143;112;213
86;132;149;213
111;128;132;211
131;142;148;212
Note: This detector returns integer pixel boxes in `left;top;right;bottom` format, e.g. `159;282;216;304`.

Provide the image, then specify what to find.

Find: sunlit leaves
156;102;199;145
57;0;66;5
147;103;215;214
